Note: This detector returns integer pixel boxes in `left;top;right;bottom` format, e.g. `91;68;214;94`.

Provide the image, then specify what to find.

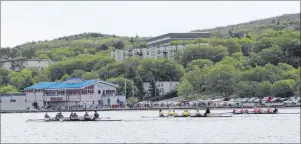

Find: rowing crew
233;107;278;114
44;111;100;120
159;108;211;117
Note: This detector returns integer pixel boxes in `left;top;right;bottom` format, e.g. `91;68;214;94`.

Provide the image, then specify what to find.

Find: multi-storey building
111;45;186;61
0;59;52;71
111;32;211;61
143;81;180;96
0;78;126;110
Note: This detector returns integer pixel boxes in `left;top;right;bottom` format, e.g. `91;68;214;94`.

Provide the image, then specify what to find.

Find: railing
0;93;26;96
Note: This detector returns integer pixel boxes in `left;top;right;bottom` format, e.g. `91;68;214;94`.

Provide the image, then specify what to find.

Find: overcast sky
1;1;300;47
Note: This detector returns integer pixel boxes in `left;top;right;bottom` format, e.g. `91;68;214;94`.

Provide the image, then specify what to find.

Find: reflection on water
1;108;300;143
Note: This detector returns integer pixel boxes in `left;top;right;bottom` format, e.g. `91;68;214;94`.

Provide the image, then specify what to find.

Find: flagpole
124;79;127;98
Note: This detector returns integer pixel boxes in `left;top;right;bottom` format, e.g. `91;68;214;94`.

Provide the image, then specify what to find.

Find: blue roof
24;79;118;90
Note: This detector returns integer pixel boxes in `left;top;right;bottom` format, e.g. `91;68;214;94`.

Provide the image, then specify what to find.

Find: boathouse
1;78;126;111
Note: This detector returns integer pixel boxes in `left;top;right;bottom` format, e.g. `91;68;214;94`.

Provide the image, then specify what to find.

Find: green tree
234;81;258;98
256;81;272;97
177;78;193;100
71;69;86;78
82;71;99;80
185;59;213;71
106;77;138;98
271;79;295;97
205;64;241;97
0;85;19;93
224;38;241;55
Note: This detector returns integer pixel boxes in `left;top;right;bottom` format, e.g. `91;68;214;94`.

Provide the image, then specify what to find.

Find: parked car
242;98;249;103
248;97;259;103
283;97;298;106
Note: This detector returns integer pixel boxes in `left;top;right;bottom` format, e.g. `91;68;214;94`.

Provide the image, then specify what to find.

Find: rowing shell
141;115;232;118
26;117;122;122
232;112;300;115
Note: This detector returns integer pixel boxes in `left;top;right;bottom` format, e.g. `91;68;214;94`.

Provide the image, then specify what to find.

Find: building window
98;90;101;94
0;100;2;103
10;99;16;102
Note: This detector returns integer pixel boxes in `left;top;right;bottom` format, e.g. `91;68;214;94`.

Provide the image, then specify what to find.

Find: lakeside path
1;105;300;114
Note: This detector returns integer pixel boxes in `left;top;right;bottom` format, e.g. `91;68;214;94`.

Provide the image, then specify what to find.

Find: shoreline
1;105;300;114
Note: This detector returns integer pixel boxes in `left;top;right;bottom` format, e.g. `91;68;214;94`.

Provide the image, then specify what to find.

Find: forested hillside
192;13;300;38
0;13;300;102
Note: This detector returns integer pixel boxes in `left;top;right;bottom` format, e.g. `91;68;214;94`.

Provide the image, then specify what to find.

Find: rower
93;111;99;119
253;107;258;113
73;112;78;118
59;112;64;119
84;112;89;118
273;107;278;113
266;107;271;113
258;107;263;113
204;108;211;117
182;109;190;117
45;113;50;119
168;110;173;117
70;112;74;118
172;110;177;116
195;109;201;116
159;109;164;117
55;113;59;120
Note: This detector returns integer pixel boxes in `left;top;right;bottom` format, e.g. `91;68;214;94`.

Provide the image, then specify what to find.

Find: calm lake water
1;108;300;143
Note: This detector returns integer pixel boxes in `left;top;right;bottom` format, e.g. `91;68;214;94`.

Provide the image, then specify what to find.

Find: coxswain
204;108;211;116
45;113;50;119
233;109;236;114
159;109;164;117
195;109;201;117
93;111;99;119
273;107;278;113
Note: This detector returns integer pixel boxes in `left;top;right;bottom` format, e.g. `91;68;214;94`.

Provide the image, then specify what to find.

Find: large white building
0;59;52;71
143;81;180;96
0;78;126;111
111;32;211;61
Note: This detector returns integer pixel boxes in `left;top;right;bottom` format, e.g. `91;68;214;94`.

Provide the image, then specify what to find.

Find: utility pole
0;75;2;94
124;79;127;98
154;80;157;102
